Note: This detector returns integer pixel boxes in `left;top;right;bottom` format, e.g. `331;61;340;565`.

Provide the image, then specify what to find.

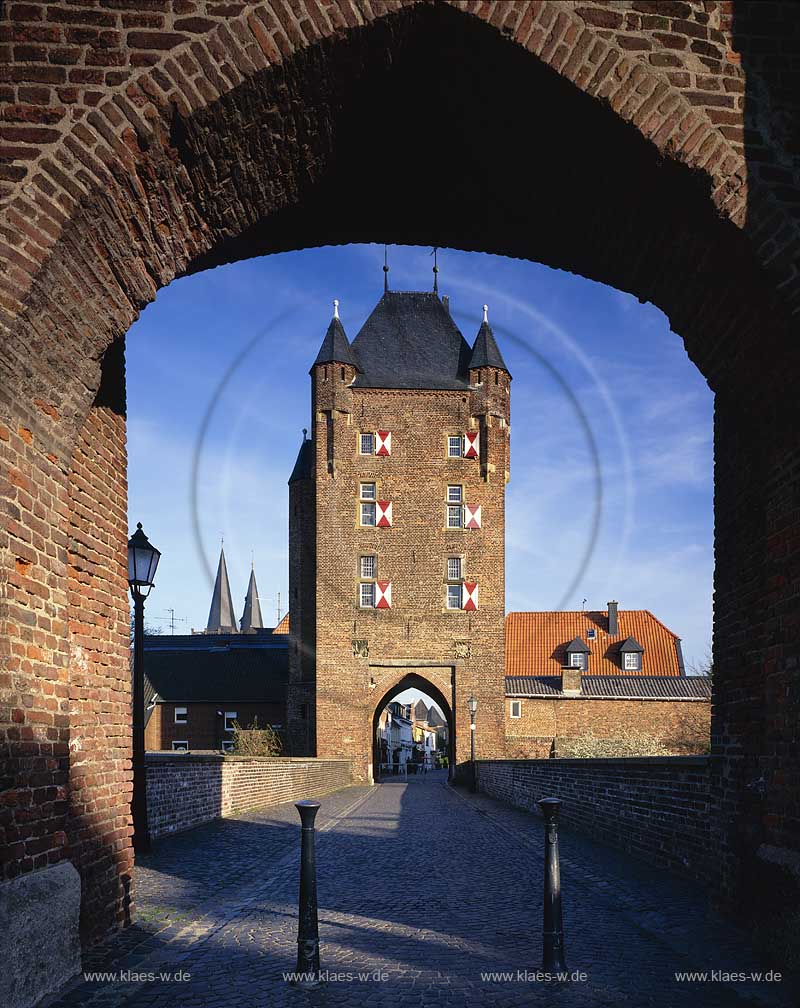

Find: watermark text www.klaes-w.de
283;970;389;983
83;970;192;984
481;970;588;983
674;971;782;983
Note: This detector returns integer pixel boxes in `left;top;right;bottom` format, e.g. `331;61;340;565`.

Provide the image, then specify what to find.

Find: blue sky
127;244;713;669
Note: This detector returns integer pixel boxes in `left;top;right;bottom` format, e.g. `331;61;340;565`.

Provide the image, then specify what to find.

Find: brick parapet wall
478;756;712;882
145;753;352;839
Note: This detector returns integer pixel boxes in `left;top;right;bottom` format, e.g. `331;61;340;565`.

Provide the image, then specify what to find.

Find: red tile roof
273;612;290;634
505;610;682;678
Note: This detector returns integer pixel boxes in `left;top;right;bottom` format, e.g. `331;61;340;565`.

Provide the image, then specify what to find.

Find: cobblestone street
45;773;794;1008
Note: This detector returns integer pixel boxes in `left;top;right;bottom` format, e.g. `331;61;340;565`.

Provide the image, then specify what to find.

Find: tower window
360;432;375;454
446;505;463;529
359;582;376;608
361;503;376;526
446;584;462;609
448;435;463;458
447;485;463;504
510;700;521;719
447;556;462;581
360;482;376;500
360;555;376;579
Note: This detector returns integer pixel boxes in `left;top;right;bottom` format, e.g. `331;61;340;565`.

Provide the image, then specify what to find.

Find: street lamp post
467;695;478;793
128;522;161;853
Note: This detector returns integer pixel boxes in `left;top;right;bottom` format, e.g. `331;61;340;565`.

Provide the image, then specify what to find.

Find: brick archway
1;0;798;958
370;671;455;784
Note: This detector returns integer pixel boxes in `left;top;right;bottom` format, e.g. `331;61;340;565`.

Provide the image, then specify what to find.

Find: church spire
205;545;238;633
240;564;265;633
311;300;359;370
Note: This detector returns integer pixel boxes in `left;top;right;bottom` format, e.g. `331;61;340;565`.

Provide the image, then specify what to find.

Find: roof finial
383;245;390;293
333;298;339;319
302;427;308;441
431;247;439;295
483;304;489;324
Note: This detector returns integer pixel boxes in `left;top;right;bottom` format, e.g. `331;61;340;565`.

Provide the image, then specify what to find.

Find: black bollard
538;797;567;973
293;799;322;988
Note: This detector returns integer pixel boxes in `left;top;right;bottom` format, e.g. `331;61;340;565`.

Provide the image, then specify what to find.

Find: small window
174;706;187;724
569;652;585;669
172;740;188;751
360;432;375;454
447;556;462;581
360;502;377;526
221;740;234;753
624;652;640;671
447;485;463;504
360;554;376;579
446;505;463;529
510;700;521;719
360;482;376;500
447;435;463;458
446;584;462;609
224;711;237;732
360;582;376;608
587;628;597;640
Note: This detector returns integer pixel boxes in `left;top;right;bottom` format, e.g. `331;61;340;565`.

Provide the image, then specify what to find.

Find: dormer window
564;636;590;671
569;652;586;670
618;636;644;672
624;652;640;671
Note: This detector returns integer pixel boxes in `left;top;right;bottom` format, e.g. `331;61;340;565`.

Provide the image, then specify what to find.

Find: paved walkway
44;773;795;1008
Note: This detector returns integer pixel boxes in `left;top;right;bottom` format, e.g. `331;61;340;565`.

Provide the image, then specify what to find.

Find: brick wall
505;696;711;757
478;756;712;882
144;701;285;751
145;753;352;839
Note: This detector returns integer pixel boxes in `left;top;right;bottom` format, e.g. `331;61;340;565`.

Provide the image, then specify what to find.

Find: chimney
608;600;618;636
561;667;582;695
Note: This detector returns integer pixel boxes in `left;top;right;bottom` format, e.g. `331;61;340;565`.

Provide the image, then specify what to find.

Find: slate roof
505;675;712;700
240;566;264;632
469;320;510;374
144;637;289;705
506;610;683;677
312;316;359;369
565;635;591;654
289;438;313;483
206;547;238;633
350;292;473;390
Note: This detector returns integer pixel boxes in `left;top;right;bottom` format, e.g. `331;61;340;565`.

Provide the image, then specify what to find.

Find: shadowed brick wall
145;753;351;839
478;757;712;881
0;0;798;964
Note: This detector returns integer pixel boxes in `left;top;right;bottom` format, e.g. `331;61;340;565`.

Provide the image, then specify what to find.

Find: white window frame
510;700;521;719
360;554;376;579
221;740;234;753
172;740;189;751
174;706;187;724
624;652;640;671
569;652;585;669
360;582;376;608
224;711;237;732
446;505;463;529
360;432;375;454
587;628;597;640
447;484;463;504
447;435;463;458
360;502;377;526
446;584;462;610
360;481;376;501
447;556;462;581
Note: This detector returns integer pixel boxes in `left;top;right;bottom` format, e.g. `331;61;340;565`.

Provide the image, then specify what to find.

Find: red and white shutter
375;431;392;456
462;582;478;611
376;501;393;527
464;430;479;459
375;581;392;609
463;503;482;529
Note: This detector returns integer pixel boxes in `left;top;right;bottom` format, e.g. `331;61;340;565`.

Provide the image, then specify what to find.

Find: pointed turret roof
240;565;264;632
312;301;359;370
469;307;510;374
289;434;313;484
206;547;238;634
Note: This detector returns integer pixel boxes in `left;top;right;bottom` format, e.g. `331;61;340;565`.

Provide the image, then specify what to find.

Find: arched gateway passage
370;673;456;785
1;0;798;962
